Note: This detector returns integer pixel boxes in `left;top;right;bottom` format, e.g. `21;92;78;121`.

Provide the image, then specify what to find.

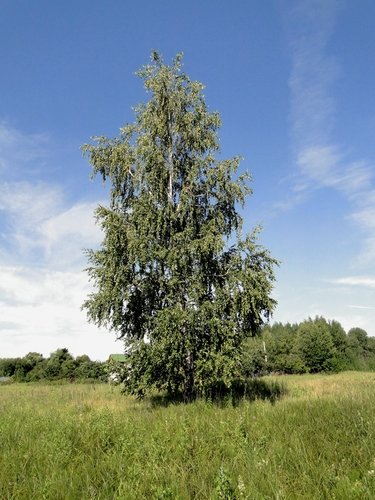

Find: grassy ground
1;372;375;499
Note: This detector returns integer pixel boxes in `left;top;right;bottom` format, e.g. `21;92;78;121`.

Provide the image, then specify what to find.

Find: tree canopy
82;52;278;399
243;317;375;375
0;349;105;382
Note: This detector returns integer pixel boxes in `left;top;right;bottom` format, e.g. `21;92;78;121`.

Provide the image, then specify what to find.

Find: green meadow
1;372;375;499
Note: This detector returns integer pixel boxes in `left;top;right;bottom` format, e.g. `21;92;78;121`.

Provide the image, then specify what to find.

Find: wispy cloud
0;181;101;268
0;181;63;225
285;0;375;263
296;146;373;196
0;120;102;267
348;305;375;310
0;121;49;176
39;201;102;268
329;276;375;288
288;0;373;195
288;0;338;148
352;205;375;230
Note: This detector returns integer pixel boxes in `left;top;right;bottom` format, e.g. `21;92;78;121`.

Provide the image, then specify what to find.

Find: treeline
242;317;375;375
2;318;373;383
0;348;106;382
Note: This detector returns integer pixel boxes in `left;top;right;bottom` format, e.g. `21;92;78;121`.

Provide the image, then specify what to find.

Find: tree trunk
184;350;194;401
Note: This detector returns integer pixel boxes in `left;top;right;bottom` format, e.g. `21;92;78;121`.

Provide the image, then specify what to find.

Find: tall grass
1;372;375;498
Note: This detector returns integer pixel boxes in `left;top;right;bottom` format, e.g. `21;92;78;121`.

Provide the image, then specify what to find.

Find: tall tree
82;52;278;399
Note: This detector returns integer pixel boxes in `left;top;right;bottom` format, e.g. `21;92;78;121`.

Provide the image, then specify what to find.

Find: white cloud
0;181;63;226
39;202;102;268
297;145;340;183
41;203;100;246
329;276;375;288
0;122;119;359
351;205;375;230
0;180;102;268
297;146;373;196
0;185;116;358
348;305;375;310
0;265;119;360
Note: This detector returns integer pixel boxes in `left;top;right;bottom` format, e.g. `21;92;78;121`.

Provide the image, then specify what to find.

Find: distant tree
20;352;45;381
263;322;305;373
367;336;375;355
0;358;17;377
45;348;74;379
327;321;347;352
75;356;106;380
326;320;349;369
347;327;368;352
82;52;278;399
366;337;375;370
346;327;375;370
0;350;106;382
0;356;45;381
61;359;77;379
27;358;48;381
296;318;336;373
76;354;91;364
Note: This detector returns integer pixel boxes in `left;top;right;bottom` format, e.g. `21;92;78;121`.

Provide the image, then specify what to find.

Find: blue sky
1;0;374;360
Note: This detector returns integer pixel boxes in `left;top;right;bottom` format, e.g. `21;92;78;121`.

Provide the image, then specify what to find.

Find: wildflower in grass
215;466;236;499
237;475;246;497
256;458;269;468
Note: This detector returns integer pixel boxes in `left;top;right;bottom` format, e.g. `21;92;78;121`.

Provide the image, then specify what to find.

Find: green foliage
240;336;267;377
262;322;307;374
329;320;347;352
0;358;18;377
327;320;351;370
241;317;375;376
46;348;74;379
296;318;337;373
0;349;106;382
82;52;278;399
348;327;369;349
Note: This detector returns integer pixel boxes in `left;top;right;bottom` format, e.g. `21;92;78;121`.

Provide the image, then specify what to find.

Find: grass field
1;372;375;499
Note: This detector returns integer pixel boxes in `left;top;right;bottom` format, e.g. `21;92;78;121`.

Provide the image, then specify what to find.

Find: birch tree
82;52;278;399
